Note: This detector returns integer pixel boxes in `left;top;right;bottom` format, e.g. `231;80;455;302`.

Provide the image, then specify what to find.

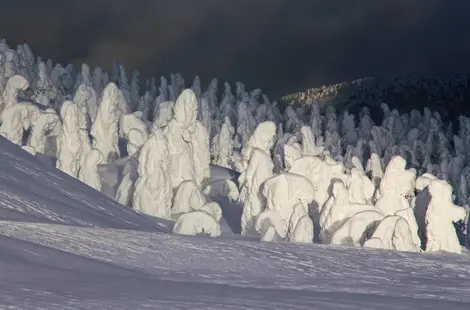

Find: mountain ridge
279;73;470;122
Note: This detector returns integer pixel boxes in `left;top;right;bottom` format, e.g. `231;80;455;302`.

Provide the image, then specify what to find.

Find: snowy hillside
2;137;469;309
2;220;470;309
1;37;470;308
0;136;172;231
280;74;470;121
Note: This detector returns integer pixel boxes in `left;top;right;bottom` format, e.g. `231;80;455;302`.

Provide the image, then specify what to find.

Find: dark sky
1;0;470;98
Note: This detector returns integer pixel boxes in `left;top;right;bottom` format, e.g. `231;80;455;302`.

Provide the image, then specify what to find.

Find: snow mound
173;210;221;237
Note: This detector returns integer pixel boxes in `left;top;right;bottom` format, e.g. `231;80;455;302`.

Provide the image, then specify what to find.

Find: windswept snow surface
1;137;470;308
0;136;171;231
1;221;470;309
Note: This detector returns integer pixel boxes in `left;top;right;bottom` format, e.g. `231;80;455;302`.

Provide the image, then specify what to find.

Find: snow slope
1;132;470;309
0;136;172;231
1;221;470;309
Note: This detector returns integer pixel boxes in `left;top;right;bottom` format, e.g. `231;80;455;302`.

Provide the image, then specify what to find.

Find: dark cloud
1;0;470;98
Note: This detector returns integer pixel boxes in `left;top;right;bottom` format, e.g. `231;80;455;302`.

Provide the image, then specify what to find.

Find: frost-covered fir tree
211;117;235;168
27;108;61;154
133;129;173;219
164;89;198;189
56;100;86;177
90;83;124;163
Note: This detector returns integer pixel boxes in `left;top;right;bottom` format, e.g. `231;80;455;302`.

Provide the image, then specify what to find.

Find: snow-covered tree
219;82;236;124
33;60;58;109
90;83;123;164
322;203;378;243
171;180;206;217
130;70;141;109
132;129;172;219
78;148;104;191
330;210;385;246
173;210;221;237
262;173;315;237
364;215;421;252
119;112;148;140
255;210;285;242
288;205;314;243
126;128;148;158
136;91;153;122
164;89;198;190
191;121;211;187
202;179;240;202
415;179;467;253
27;108;61;153
1;74;29;113
0;102;38;145
152;101;174;131
73;83;99;126
235;93;257;149
239;148;274;235
56;100;85;177
211;117;235;168
239;121;277;172
319;180;349;238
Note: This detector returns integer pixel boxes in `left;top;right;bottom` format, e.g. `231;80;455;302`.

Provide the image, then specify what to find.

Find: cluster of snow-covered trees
0;39;469;254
